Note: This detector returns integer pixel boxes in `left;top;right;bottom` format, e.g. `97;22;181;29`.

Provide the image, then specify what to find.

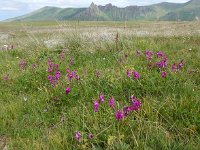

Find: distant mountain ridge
5;0;200;21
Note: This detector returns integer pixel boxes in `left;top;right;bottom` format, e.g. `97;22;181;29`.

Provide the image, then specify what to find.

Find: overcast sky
0;0;190;21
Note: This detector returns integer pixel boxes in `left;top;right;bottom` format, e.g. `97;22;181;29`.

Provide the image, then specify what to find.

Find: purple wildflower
156;51;164;58
74;131;81;142
123;106;132;116
66;71;73;81
88;133;94;139
133;70;140;80
71;71;76;76
47;59;53;72
99;93;104;103
67;73;73;82
109;97;115;108
171;63;177;72
47;68;53;73
94;100;99;112
48;69;61;87
145;50;153;61
74;75;80;80
47;75;53;80
47;59;59;73
131;99;142;111
66;68;71;73
115;110;124;121
130;95;136;101
178;60;184;70
156;57;168;69
66;69;79;83
161;71;167;78
155;61;164;68
47;58;52;66
55;71;61;79
47;75;54;86
66;87;71;95
145;50;149;56
127;69;131;78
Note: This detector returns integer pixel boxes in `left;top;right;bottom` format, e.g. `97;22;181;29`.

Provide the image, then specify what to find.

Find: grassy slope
161;1;200;21
0;22;200;149
5;7;86;22
5;7;63;21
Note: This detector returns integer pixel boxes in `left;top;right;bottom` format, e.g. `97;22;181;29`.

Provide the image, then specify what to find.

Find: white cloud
0;7;19;10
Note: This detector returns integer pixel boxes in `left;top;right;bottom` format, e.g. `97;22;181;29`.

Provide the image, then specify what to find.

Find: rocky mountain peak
105;3;112;7
104;3;113;10
89;2;97;8
88;2;100;15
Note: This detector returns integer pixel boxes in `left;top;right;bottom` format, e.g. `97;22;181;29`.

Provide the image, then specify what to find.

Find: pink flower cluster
93;93;142;121
116;95;142;121
155;57;168;69
94;93;115;112
66;68;79;83
74;132;93;142
47;59;80;102
145;50;154;61
47;59;59;73
171;60;184;72
127;70;140;80
93;93;107;112
47;59;61;87
156;51;164;58
142;50;184;78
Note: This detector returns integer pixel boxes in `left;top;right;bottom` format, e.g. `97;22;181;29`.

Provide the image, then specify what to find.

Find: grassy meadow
0;21;200;149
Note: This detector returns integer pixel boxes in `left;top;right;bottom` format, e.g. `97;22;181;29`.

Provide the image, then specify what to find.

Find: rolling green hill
161;0;200;21
4;0;200;21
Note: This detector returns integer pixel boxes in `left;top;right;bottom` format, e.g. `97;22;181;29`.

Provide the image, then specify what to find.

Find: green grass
0;22;200;149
